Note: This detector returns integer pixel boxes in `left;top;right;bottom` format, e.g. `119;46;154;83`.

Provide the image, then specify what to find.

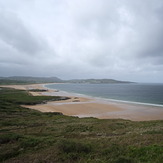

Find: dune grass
0;87;163;163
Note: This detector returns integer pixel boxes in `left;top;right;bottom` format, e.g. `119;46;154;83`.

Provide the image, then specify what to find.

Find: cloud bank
0;0;163;82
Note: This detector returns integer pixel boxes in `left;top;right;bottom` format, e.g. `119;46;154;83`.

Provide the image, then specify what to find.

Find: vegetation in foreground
0;87;163;163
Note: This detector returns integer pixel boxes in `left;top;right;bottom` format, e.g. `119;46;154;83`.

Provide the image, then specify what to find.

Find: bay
46;83;163;106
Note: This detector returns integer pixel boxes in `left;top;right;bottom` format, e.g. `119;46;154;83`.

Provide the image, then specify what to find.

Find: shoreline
45;83;163;108
1;83;163;121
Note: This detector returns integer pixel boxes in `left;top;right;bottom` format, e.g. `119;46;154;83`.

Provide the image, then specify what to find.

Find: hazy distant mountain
66;79;132;84
0;76;133;85
0;76;62;84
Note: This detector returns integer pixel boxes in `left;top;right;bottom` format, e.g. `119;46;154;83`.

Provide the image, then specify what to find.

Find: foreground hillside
0;88;163;163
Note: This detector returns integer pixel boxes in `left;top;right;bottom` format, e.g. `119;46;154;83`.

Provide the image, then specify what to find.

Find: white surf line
97;98;163;108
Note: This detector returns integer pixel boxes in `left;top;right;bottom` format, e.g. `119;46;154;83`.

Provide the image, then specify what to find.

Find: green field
0;87;163;163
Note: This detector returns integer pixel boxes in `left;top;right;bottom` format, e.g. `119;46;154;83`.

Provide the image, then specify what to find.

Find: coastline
45;84;163;108
1;83;163;121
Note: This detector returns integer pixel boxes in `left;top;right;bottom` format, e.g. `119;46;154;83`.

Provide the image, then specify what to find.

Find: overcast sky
0;0;163;82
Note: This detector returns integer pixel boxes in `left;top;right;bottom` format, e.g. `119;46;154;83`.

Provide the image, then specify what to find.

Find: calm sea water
46;83;163;106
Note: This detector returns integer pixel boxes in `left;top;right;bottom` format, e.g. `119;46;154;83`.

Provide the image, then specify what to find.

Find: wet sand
1;84;163;121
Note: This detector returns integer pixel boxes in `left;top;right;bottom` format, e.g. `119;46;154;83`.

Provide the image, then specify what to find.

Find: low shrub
57;139;92;154
0;133;21;144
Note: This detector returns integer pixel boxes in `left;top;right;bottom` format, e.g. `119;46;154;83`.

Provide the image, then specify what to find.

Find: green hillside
0;88;162;163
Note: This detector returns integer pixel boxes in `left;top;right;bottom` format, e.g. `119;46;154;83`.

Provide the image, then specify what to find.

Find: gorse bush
0;133;21;144
19;137;42;149
56;139;92;162
57;139;92;154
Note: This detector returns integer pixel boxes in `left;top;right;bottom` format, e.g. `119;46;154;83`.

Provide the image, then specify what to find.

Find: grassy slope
0;88;163;163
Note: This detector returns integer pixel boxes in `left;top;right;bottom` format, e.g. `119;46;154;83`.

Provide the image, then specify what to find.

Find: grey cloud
0;8;57;70
0;11;43;54
72;0;163;59
0;0;163;82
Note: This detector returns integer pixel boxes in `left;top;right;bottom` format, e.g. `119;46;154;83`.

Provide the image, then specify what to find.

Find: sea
45;83;163;107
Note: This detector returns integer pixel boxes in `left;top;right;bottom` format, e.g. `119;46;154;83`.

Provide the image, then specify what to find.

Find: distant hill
0;76;62;85
65;78;132;84
0;76;133;85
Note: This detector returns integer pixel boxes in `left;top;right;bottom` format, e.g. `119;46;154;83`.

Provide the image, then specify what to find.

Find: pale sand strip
1;84;163;121
22;100;163;121
23;102;123;117
0;84;54;96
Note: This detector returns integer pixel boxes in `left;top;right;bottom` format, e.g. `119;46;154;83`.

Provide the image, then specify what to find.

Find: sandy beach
1;84;163;121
